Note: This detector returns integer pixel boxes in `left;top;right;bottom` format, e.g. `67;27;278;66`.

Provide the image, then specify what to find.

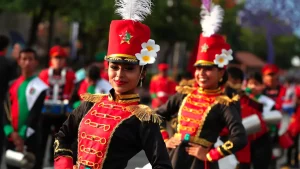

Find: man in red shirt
149;63;177;108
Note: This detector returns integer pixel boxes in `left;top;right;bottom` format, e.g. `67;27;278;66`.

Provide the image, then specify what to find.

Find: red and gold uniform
150;63;177;108
156;2;247;168
157;81;247;169
54;92;170;169
54;0;172;168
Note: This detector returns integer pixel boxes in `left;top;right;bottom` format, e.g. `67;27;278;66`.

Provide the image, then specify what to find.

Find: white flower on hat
142;39;160;55
214;54;229;68
136;49;156;66
222;49;233;60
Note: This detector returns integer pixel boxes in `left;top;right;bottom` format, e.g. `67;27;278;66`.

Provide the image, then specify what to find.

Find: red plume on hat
105;0;160;66
194;0;233;68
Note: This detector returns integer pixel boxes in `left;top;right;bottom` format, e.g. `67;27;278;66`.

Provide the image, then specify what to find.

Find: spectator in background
0;35;19;166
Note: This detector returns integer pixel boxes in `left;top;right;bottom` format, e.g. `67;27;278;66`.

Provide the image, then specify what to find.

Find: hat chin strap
137;66;145;87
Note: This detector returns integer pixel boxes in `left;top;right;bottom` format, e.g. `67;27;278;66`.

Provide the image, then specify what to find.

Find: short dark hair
19;48;38;60
247;72;263;84
86;64;100;82
227;67;244;81
0;35;10;51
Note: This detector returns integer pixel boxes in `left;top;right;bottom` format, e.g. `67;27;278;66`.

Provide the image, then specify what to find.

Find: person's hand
186;143;209;161
165;136;181;149
11;132;24;152
73;165;78;169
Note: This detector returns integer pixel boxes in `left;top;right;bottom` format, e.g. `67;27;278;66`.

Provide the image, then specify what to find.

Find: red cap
49;46;67;58
105;20;150;64
262;64;279;75
194;34;231;68
158;63;169;71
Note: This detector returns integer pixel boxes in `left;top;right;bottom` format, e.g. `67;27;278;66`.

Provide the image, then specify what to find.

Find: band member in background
150;63;177;108
156;2;247;169
39;45;76;166
225;67;272;169
54;0;172;168
72;64;111;109
262;64;285;110
3;48;48;169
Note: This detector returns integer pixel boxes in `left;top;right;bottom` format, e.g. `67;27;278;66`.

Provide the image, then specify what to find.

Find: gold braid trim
179;79;196;87
176;86;196;94
80;93;107;103
54;140;73;155
231;94;240;101
215;95;234;106
176;79;196;94
126;105;162;124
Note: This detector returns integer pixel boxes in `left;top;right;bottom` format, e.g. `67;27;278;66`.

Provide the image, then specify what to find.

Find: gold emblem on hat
119;31;133;44
201;43;209;53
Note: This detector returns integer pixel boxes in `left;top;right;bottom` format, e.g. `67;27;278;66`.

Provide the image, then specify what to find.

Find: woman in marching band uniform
53;0;172;169
156;2;247;169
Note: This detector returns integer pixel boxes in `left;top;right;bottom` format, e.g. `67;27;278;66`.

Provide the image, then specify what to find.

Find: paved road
0;136;149;169
0;146;288;169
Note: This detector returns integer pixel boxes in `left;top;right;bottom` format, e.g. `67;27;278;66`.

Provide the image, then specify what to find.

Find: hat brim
193;60;216;67
105;55;139;65
263;70;278;75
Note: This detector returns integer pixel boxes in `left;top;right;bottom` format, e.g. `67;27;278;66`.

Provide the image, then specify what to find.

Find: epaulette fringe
231;94;240;102
80;93;106;103
126;105;162;124
215;95;234;106
179;79;196;87
176;86;196;94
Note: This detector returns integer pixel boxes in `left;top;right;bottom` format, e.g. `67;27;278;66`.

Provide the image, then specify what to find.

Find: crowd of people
0;0;300;169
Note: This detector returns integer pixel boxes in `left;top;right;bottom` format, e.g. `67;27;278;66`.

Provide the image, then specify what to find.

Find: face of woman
194;66;224;89
108;62;143;95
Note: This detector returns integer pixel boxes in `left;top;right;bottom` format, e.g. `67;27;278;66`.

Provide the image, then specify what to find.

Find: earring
219;78;223;82
140;78;143;87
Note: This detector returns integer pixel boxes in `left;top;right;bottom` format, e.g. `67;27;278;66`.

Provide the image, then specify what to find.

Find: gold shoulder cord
176;86;196;95
215;95;234;106
80;93;106;103
231;94;240;101
126;105;162;124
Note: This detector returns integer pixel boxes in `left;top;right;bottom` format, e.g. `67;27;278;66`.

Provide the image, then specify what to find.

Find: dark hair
218;68;228;86
227;67;244;81
138;65;148;87
247;72;263;84
19;48;38;60
0;35;10;51
86;64;100;82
